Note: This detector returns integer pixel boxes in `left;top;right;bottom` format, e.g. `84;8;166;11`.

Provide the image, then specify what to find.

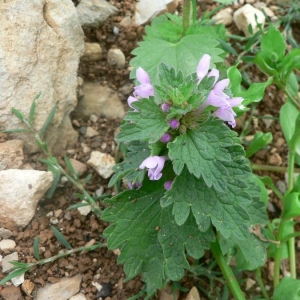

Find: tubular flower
161;103;170;112
197;54;211;84
127;96;139;111
169;119;180;129
160;133;172;143
139;156;166;180
133;67;154;98
164;180;173;190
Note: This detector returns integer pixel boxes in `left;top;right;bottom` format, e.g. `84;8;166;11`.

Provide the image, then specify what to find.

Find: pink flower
197;54;211;84
169;119;180;129
164;180;173;190
133;67;154;98
139;156;166;180
160;133;172;143
127;96;139;111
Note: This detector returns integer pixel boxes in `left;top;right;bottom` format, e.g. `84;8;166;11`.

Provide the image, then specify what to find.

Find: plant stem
211;241;246;300
255;268;270;300
182;0;191;36
251;163;300;173
191;0;197;26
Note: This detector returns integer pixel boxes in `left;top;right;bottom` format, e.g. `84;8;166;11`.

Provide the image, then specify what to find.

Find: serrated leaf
131;35;223;86
117;98;169;144
245;131;273;158
51;226;72;250
39;105;57;136
102;180;214;296
33;236;40;260
167;118;235;191
108;141;150;187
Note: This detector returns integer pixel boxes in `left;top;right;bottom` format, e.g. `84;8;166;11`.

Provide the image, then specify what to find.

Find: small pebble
0;239;16;251
276;180;287;194
79;127;87;135
72;120;80;127
90;114;98;122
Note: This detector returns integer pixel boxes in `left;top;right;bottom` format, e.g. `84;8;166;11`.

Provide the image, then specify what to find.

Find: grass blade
39;105;57;136
2;128;29;133
82;174;92;185
64;155;77;179
51;226;72;250
12;108;25;121
0;268;30;285
33;236;40;260
29;92;41;124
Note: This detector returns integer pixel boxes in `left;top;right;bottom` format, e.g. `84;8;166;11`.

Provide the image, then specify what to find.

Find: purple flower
133;67;154;98
169;119;180;129
127;96;139;111
164;180;173;190
197;54;211;84
139;156;166;180
160;133;172;143
161;103;170;112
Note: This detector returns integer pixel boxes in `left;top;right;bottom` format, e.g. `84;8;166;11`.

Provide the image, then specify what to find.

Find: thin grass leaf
29;92;41;125
2;128;29;133
9;261;29;268
93;194;112;201
0;267;30;286
46;170;61;198
217;38;238;56
75;193;86;200
67;202;89;210
64;155;77;178
33;236;40;260
82;174;92;185
51;226;72;250
39;105;57;136
11;108;25;121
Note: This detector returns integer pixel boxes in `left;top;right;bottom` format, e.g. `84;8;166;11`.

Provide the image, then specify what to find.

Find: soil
1;1;300;300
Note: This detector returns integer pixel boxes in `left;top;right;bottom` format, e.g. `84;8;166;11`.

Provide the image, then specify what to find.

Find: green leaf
108;141;150;187
33;236;40;260
245;131;273;158
46;163;61;199
252;175;269;205
131;34;223;86
117;98;169;144
0;267;31;286
274;277;300;300
51;226;72;250
39;105;57;136
29;92;41;125
82;173;92;185
12;108;26;122
167;118;235;191
261;24;286;66
102;181;214;296
1;128;29;133
64;155;77;179
254;53;279;77
227;65;242;95
213;0;235;3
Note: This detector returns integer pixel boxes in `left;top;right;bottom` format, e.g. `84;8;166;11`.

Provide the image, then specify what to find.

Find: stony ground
0;0;299;300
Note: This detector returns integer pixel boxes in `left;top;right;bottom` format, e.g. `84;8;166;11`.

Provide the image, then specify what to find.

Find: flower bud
169;119;180;129
164;181;173;190
161;103;170;112
160;133;172;143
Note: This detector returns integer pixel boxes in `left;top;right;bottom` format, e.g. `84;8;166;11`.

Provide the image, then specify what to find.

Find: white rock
120;16;132;27
0;0;84;153
133;0;178;25
2;252;18;273
107;49;126;68
0;239;16;251
76;0;118;26
262;114;273;128
69;158;87;175
261;7;275;18
82;43;102;61
77;77;84;87
0;170;53;228
186;286;200;300
89;114;98;122
35;275;82;300
233;4;266;36
85;126;98;137
74;83;125;119
11;274;25;287
69;293;87;300
0;140;24;170
77;201;92;216
87;151;115;179
0;228;13;239
245;278;256;290
212;8;233;26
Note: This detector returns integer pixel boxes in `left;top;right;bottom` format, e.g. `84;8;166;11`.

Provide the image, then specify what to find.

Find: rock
133;0;178;25
233;4;266;36
253;2;266;9
77;77;84;87
0;239;16;251
119;16;132;27
69;158;87;175
245;278;256;290
261;7;275;18
0;170;53;228
159;284;179;300
275;137;285;148
74;83;125;119
21;280;35;296
85;126;98;138
35;274;82;300
69;293;87;300
0;140;24;170
268;153;282;166
11;274;25;287
77;201;92;216
90;114;98;122
0;228;13;239
87;151;115;179
0;286;23;300
268;261;275;280
107;49;126;68
262;114;274;128
0;0;84;154
2;252;18;273
276;180;287;194
81;42;102;61
186;286;201;300
119;83;134;96
76;0;118;27
212;8;233;26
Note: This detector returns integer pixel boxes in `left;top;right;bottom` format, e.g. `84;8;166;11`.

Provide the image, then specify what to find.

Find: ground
1;0;300;299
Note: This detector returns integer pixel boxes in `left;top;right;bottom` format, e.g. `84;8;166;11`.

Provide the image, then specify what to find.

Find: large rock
76;0;118;27
0;140;24;170
0;0;84;153
74;83;125;119
0;170;53;229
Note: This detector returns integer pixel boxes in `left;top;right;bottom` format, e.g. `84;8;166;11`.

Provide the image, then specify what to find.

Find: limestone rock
11;274;25;287
87;151;115;179
76;0;118;27
69;293;87;300
212;7;233;26
0;228;13;239
0;0;84;153
85;126;98;137
69;158;87;175
35;274;82;300
0;285;23;300
74;83;125;119
233;4;265;36
0;239;16;251
133;0;178;25
0;170;53;228
2;252;18;273
82;42;102;61
0;140;24;170
186;286;201;300
107;49;126;68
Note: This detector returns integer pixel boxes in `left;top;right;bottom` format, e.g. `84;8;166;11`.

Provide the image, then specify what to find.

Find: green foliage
245;131;273;158
273;277;300;300
51;226;72;250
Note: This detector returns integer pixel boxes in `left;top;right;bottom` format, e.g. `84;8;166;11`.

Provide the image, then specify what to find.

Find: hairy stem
191;0;197;26
182;0;191;35
211;241;246;300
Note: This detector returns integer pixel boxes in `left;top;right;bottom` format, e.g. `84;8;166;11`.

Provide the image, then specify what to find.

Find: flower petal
205;91;229;108
208;68;219;85
136;67;150;84
214;78;230;94
134;84;154;98
127;96;138;109
139;156;158;169
214;107;237;127
197;54;211;84
229;97;243;108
